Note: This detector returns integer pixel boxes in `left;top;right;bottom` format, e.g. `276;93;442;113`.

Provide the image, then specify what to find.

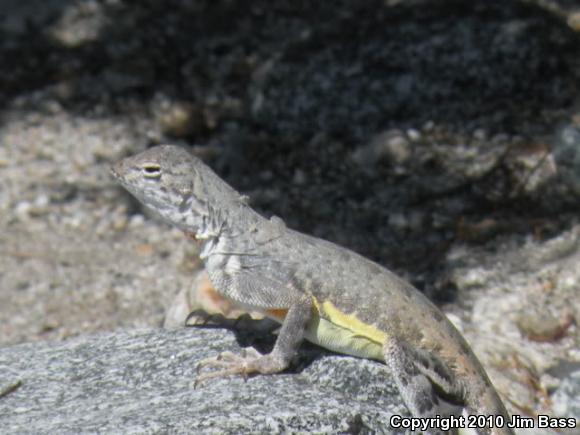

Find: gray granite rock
0;328;405;434
551;364;580;422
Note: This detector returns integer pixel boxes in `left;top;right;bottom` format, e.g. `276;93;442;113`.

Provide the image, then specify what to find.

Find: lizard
111;144;514;435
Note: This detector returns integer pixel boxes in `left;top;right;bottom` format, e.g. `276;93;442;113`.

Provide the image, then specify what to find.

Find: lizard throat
198;237;219;260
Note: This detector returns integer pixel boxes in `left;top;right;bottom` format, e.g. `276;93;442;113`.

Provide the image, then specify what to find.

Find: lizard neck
194;200;265;259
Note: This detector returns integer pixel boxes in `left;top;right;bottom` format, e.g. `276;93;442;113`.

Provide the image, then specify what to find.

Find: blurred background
0;0;579;420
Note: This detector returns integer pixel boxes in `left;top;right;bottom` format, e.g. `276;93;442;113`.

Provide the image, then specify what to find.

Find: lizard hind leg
383;338;465;435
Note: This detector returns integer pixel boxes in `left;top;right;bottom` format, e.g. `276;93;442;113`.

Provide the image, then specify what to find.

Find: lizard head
110;145;220;234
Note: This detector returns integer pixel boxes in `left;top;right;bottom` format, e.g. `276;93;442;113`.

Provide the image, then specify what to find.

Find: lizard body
111;145;514;435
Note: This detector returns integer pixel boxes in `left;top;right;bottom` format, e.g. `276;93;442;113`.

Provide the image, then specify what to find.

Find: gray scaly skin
111;145;514;435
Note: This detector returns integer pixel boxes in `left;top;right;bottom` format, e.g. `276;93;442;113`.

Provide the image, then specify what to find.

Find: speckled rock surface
552;366;580;421
0;328;404;434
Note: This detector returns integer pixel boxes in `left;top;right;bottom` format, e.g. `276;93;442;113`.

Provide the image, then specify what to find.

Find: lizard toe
194;348;265;386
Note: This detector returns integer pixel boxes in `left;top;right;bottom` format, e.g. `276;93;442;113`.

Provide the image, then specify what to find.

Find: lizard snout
109;160;125;181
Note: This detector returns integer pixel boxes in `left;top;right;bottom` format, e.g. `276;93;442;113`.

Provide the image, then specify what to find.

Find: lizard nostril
110;160;128;179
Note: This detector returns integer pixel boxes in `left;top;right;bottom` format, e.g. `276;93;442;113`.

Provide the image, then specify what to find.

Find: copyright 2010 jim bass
389;414;577;432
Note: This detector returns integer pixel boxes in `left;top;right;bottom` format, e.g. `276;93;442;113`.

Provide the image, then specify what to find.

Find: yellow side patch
305;298;387;361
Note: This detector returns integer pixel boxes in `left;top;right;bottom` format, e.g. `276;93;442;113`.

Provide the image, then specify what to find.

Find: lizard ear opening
142;163;162;179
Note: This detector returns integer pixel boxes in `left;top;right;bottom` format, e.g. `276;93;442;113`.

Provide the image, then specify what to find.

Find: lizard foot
194;347;285;387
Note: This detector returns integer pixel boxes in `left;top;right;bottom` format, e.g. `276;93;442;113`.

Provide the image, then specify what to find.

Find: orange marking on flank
266;309;288;321
197;275;236;314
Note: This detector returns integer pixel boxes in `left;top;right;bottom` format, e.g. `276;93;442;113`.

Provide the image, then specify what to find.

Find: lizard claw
194;348;263;387
185;309;212;327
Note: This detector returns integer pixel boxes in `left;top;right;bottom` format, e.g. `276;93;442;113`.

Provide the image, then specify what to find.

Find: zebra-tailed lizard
111;145;514;435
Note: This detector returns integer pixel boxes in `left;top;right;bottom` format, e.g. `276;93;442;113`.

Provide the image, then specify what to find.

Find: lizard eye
142;163;162;179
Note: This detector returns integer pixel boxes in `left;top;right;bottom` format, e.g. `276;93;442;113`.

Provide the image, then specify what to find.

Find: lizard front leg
196;293;312;384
